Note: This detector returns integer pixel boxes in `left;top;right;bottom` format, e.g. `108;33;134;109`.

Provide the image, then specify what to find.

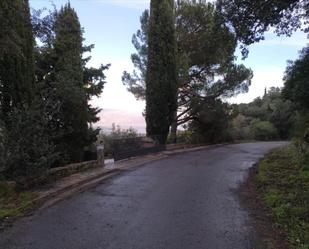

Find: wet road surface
0;142;287;249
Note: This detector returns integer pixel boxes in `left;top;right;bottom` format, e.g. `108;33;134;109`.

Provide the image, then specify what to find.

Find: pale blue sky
29;0;308;132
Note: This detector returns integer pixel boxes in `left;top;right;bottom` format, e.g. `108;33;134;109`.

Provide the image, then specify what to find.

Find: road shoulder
240;145;309;249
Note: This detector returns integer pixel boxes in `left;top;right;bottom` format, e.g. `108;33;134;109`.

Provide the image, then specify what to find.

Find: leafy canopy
217;0;309;57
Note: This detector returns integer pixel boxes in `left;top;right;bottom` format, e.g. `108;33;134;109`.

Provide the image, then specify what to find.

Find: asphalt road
0;142;287;249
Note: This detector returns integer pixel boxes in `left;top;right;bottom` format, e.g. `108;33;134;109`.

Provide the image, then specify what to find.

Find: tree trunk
170;110;178;144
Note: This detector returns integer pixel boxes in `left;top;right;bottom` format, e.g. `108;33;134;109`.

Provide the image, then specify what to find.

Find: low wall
49;160;98;179
15;160;99;189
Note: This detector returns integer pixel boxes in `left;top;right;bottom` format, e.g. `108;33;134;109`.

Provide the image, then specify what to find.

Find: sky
29;0;308;133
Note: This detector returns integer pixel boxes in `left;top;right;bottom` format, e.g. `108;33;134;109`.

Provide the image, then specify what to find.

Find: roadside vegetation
253;32;309;249
256;145;309;249
0;182;37;224
0;1;108;223
98;124;141;158
0;1;108;184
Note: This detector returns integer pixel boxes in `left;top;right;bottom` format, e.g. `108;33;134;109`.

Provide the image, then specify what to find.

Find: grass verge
255;145;309;249
0;182;37;229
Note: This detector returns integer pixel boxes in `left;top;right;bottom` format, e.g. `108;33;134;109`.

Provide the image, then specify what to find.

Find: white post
97;142;105;167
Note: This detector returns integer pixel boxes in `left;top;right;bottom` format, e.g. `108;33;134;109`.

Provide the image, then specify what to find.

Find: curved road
0;142;287;249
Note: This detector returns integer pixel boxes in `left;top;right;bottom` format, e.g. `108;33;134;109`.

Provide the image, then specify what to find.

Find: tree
189;99;232;144
264;88;295;139
122;10;149;101
0;2;59;180
283;46;309;141
283;46;309;110
250;120;278;141
217;0;309;57
123;1;252;142
50;4;88;162
32;5;109;164
145;0;178;144
232;87;295;140
0;0;35;120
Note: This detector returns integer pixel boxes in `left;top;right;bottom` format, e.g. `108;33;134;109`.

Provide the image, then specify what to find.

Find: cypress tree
53;3;89;162
0;0;35;119
146;0;178;144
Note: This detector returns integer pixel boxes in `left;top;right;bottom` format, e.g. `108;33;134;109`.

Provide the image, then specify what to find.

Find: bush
167;130;194;144
0;121;6;174
3;108;57;182
97;125;140;157
291;111;309;139
250;119;278;141
189;100;233;144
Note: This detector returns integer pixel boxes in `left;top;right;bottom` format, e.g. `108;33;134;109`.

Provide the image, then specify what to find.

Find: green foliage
189;99;233;144
283;46;309;111
123;1;252;141
175;1;253;127
33;5;109;164
0;0;35;120
97;125;140;157
145;0;178;144
0;120;5;173
0;3;108;182
256;146;309;248
232;87;295;141
51;4;89;162
250;119;278;141
0;181;37;220
167;130;194;144
3;106;57;181
292;112;309;140
0;1;56;181
217;0;308;57
122;10;149;100
293;135;309;171
282;45;309;162
230;114;252;140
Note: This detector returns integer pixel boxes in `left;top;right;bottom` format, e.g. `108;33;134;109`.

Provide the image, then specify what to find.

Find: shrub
230;114;252;141
3;108;57;182
0;121;6;174
189;100;233;144
250;119;278;141
97;125;140;157
167;130;194;144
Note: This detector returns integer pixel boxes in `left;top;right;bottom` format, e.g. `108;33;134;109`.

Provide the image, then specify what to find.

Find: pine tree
146;0;178;144
52;3;89;162
0;0;35;119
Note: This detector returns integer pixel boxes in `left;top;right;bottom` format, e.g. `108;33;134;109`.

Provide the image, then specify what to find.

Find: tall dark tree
0;0;35;120
123;1;252;142
51;4;92;162
145;0;178;144
32;5;109;164
0;2;58;180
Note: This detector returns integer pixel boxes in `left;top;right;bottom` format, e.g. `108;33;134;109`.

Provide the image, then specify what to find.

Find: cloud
96;108;146;134
256;31;308;47
90;58;146;132
258;39;308;47
229;66;284;104
90;58;145;111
